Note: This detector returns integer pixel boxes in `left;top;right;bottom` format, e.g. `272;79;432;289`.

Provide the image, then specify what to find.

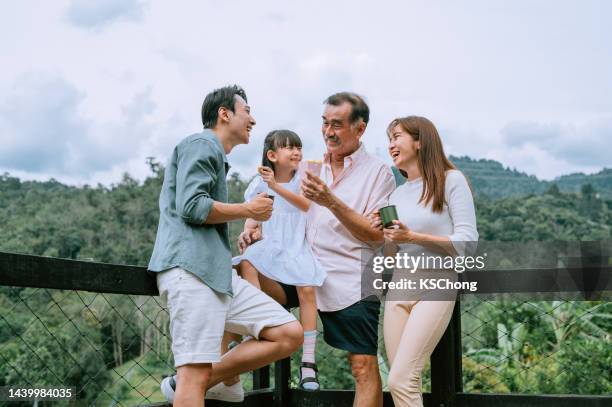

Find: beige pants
384;300;455;407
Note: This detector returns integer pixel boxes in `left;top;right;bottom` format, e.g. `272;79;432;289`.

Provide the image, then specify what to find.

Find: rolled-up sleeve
175;139;219;225
446;171;479;256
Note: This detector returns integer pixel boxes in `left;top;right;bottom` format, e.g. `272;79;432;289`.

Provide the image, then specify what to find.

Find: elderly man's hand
301;171;336;208
368;211;383;231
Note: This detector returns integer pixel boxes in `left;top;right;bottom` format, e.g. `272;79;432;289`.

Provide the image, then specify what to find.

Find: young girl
234;129;326;391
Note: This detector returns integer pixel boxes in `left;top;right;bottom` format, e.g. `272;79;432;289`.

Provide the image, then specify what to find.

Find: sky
1;0;611;186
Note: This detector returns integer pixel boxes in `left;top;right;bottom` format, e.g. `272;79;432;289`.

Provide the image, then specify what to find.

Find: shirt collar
323;142;366;167
204;129;230;171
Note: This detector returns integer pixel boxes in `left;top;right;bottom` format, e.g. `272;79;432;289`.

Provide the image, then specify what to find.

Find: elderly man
301;92;395;406
241;92;395;405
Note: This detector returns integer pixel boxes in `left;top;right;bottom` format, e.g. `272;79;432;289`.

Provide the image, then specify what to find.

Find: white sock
301;330;318;389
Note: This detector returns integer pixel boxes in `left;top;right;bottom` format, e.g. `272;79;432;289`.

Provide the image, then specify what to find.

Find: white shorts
157;267;296;367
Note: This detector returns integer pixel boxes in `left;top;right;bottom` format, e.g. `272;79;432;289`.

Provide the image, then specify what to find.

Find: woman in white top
370;116;478;407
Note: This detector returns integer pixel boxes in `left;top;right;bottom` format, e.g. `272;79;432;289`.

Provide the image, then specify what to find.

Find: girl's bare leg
238;260;261;289
296;286;317;331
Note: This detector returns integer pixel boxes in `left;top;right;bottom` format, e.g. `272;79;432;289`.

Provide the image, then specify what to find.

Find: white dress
232;173;327;286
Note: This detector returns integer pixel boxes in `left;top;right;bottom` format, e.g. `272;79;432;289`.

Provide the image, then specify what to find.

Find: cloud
65;0;147;30
0;73;155;178
500;119;612;167
265;12;287;24
3;0;611;185
0;74;88;173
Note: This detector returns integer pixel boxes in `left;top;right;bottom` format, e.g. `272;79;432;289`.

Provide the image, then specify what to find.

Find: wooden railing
1;250;611;407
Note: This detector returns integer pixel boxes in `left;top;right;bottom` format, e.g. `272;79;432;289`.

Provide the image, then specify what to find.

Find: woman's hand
258;166;277;188
368;211;383;231
383;220;414;243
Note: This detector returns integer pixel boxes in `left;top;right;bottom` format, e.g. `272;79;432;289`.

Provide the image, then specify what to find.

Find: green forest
0;156;611;405
451;155;612;199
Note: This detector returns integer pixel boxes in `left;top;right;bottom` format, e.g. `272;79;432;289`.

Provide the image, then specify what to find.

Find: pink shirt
306;143;396;311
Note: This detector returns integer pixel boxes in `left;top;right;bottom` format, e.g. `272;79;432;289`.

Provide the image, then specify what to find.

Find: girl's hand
368;211;383;231
258;166;277;187
383;220;414;243
238;227;262;254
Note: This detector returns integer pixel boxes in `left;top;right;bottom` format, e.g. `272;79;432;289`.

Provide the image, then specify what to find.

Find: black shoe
298;362;320;391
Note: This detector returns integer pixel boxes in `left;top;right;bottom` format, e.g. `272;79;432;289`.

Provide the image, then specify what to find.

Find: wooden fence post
253;365;270;390
430;301;461;407
274;357;290;407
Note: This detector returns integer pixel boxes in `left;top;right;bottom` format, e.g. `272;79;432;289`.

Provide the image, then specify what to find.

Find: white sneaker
160;375;176;403
160;375;244;403
205;381;244;402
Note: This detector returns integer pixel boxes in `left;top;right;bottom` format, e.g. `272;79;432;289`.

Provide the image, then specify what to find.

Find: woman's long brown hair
387;116;456;213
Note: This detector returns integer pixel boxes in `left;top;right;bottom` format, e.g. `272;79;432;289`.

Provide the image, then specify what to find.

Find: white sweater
389;170;479;256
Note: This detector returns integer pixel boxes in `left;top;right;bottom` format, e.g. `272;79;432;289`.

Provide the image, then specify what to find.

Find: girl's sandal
298;362;320;391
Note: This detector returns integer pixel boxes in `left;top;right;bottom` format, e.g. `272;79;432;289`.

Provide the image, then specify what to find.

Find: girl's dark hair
387;116;457;213
262;130;302;171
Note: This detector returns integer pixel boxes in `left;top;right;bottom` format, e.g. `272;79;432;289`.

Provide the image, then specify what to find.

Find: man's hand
368;211;383;231
246;193;273;221
301;171;336;208
238;227;262;254
302;172;383;243
258;166;277;188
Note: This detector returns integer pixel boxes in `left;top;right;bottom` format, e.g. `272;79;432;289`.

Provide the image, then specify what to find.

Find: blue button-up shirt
148;130;233;296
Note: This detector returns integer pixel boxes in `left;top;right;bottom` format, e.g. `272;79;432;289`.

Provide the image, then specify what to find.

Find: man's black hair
323;92;369;125
201;85;247;129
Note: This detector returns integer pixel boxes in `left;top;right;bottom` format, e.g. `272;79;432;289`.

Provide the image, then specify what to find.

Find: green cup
379;205;399;228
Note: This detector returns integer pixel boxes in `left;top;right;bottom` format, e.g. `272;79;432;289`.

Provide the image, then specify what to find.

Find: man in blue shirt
150;85;302;406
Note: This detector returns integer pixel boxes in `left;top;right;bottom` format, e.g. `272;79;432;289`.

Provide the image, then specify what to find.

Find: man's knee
281;321;304;352
348;353;379;383
261;321;303;356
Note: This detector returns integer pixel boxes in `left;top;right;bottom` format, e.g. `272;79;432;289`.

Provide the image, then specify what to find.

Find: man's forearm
205;201;251;224
327;197;384;243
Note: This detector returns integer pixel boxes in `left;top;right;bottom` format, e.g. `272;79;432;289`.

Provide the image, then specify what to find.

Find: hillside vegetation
0;157;610;403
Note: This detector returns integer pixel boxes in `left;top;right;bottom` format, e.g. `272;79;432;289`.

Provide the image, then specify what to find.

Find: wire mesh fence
0;286;173;406
1;283;610;406
460;296;611;395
